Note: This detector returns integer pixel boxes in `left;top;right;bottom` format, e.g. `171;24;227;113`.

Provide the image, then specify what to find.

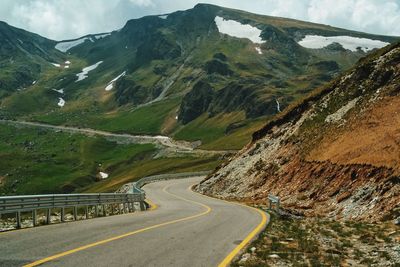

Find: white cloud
129;0;155;7
307;0;400;36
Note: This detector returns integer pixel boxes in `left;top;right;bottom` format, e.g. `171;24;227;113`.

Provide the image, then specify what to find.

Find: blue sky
0;0;399;40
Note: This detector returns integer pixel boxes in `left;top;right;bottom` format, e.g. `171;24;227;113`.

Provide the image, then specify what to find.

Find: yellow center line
23;184;211;267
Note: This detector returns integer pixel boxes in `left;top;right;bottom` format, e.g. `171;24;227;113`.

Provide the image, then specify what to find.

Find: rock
394;217;400;225
239;253;251;263
178;80;214;124
269;254;280;259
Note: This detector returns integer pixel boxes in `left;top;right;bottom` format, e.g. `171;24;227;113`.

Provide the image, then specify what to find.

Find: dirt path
0;120;231;156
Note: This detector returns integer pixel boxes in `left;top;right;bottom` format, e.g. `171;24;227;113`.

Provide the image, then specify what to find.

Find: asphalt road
0;177;267;267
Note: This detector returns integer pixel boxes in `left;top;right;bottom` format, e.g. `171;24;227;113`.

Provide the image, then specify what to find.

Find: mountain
198;42;400;222
0;4;398;151
0;21;63;98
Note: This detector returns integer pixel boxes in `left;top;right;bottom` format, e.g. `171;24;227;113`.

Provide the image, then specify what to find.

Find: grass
0;124;156;195
0;123;222;195
174;113;241;144
85;155;222;193
95;98;181;134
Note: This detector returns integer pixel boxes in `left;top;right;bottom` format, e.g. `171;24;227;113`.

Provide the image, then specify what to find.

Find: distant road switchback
0;177;267;267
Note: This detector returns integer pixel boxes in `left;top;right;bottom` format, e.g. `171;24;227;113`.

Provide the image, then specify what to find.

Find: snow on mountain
105;71;126;91
214;16;264;44
55;37;93;52
76;61;103;82
52;88;64;94
298;35;389;52
99;172;109;179
158;15;168;19
57;97;65;107
51;63;61;67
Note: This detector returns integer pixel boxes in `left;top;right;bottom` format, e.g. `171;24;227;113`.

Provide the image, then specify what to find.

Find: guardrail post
73;206;78;221
46;208;51;225
95;205;99;217
32;209;37;227
128;203;132;213
102;205;106;217
139;201;146;211
85;206;89;219
16;211;21;229
131;202;136;212
61;207;65;222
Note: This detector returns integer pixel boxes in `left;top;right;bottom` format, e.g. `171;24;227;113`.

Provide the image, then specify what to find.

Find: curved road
0;177;267;267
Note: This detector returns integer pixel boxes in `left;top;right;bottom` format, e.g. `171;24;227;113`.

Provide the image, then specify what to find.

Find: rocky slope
198;42;400;222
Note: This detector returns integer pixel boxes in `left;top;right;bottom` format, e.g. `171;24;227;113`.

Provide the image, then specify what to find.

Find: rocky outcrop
115;77;160;106
198;43;400;222
204;59;233;76
178;80;214;124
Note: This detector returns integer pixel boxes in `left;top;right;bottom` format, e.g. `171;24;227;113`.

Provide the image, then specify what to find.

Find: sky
0;0;399;40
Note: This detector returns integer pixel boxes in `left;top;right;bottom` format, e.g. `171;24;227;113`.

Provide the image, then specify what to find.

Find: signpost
268;194;280;212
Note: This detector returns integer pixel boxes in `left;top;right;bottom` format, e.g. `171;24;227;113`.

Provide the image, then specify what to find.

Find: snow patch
99;172;109;179
51;63;61;67
52;88;64;94
55;37;92;52
76;61;103;82
298;35;389;52
105;84;114;91
255;47;263;54
158;14;168;19
32;81;36;85
105;71;126;91
57;98;65;107
65;60;71;64
276;99;281;112
64;65;70;69
215;16;264;44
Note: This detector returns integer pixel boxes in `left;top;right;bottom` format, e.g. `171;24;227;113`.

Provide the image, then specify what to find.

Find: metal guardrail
0;171;210;231
0;192;145;229
131;171;211;193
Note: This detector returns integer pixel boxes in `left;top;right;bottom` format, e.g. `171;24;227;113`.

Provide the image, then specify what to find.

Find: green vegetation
174;112;268;150
95;98;181;134
87;155;222;193
0;123;222;195
0;124;156;195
